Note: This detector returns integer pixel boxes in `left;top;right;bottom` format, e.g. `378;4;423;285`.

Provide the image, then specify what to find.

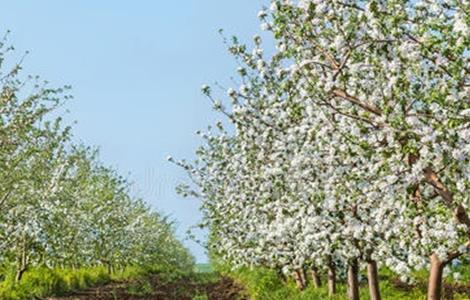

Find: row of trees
175;1;469;299
0;37;193;283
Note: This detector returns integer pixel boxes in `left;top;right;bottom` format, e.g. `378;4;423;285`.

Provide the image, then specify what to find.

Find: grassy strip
225;267;431;300
0;266;111;300
0;264;222;300
0;266;161;300
195;263;213;274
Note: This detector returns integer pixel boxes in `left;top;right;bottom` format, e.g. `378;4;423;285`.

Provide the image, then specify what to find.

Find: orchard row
174;1;470;300
0;38;193;283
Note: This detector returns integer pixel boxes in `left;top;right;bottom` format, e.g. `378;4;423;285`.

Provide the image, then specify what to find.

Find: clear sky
0;1;268;263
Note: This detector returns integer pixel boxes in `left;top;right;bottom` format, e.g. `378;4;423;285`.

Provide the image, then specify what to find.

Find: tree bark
15;268;26;282
367;260;381;300
294;269;307;291
347;259;360;300
424;168;470;236
327;262;337;297
301;267;308;288
16;240;29;282
427;254;445;300
404;156;470;300
310;265;322;288
277;268;287;283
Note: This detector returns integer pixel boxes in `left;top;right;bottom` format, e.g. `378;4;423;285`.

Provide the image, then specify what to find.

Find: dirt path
48;275;248;300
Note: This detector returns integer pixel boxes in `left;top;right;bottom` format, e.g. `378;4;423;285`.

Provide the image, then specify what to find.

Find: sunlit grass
223;266;470;300
195;263;213;273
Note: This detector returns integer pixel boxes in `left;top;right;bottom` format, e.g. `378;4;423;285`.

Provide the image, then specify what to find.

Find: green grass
192;295;210;300
0;266;111;300
0;265;172;300
195;263;213;273
224;267;470;300
126;278;154;296
4;262;470;300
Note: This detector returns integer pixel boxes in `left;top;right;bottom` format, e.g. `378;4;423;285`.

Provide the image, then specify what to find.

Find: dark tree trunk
294;269;307;291
277;268;287;283
310;265;322;288
16;241;29;282
367;260;381;300
300;267;307;288
15;267;27;282
327;262;337;296
347;259;360;300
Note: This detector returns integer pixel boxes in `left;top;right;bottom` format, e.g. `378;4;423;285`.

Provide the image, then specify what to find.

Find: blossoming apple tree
175;1;469;299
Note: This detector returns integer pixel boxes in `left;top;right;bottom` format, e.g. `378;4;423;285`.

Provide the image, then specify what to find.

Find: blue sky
0;1;268;262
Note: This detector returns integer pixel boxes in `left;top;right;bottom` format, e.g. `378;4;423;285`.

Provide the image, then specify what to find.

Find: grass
4;262;470;299
0;265;172;300
0;266;111;300
195;263;213;273
126;278;154;296
192;295;209;300
224;266;470;300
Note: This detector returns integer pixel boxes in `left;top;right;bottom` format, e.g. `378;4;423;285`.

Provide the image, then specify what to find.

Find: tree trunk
16;240;28;282
15;267;26;282
347;259;360;300
15;269;25;282
327;262;337;296
427;254;445;300
278;269;287;283
300;267;307;288
367;260;381;300
294;269;307;291
310;265;322;288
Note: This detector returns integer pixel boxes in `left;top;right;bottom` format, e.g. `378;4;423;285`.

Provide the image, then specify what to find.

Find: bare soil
48;275;247;300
